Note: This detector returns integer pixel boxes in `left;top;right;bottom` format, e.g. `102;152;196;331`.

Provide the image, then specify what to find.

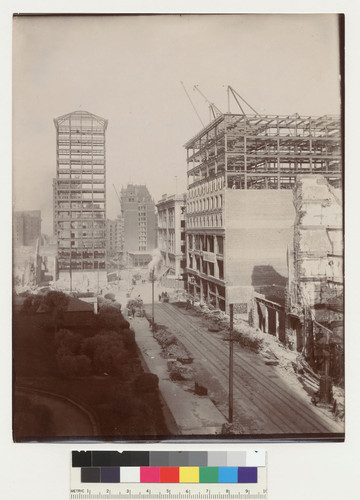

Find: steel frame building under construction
53;110;108;288
184;111;342;312
186;113;341;191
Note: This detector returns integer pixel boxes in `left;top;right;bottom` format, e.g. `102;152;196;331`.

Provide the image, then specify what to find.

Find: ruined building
184;113;342;314
286;175;343;386
53;110;108;289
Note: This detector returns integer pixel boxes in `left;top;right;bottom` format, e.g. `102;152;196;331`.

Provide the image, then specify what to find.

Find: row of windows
187;214;223;228
188;176;225;198
187;195;223;213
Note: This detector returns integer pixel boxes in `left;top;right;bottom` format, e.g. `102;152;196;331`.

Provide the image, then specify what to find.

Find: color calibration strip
72;451;265;484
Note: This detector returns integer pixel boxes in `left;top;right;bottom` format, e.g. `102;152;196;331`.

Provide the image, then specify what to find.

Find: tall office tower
53;110;108;289
120;184;156;254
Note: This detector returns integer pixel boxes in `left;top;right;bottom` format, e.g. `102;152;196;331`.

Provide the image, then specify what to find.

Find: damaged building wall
287;175;343;384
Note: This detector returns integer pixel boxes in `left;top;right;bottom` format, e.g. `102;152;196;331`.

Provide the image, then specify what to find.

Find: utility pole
151;268;155;331
69;247;72;292
229;303;234;423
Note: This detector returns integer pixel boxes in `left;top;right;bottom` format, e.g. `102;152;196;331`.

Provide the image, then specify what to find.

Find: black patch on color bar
92;451;150;466
72;451;92;467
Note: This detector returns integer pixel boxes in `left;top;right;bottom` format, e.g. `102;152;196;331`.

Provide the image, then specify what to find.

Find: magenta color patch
140;467;160;483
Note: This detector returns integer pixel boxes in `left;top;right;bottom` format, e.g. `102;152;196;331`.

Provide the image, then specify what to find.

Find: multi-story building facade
106;216;124;257
184;113;342;312
13;210;41;246
156;193;186;277
53;110;107;288
120;184;156;254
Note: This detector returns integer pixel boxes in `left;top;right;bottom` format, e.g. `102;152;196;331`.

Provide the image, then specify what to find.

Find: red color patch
160;467;180;483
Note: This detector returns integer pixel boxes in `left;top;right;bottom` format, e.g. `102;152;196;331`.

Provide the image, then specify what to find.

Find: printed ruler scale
70;451;267;500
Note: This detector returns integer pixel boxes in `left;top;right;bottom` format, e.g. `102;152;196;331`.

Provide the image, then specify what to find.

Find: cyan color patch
218;467;238;483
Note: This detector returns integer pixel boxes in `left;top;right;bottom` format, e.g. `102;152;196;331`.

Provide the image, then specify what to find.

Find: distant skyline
13;14;342;234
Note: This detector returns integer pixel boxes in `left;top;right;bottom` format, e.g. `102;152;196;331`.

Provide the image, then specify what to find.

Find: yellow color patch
179;467;199;483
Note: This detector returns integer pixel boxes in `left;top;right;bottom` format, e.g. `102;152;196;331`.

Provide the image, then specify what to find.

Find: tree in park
43;291;69;332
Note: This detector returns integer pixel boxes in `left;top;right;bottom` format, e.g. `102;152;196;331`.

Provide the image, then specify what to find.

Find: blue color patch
238;467;258;483
218;467;238;483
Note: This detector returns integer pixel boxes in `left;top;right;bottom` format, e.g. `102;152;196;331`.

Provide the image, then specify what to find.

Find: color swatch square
238;467;258;483
160;467;179;483
188;452;207;466
81;467;101;483
140;467;160;483
150;451;169;466
120;467;140;483
169;452;189;467
73;451;92;467
179;467;199;483
207;452;227;467
218;467;238;483
227;451;246;466
246;451;266;467
101;467;120;483
199;467;218;483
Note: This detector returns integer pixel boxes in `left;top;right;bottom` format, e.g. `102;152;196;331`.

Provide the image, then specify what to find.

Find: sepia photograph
12;13;344;442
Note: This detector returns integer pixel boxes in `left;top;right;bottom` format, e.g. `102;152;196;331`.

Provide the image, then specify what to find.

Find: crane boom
180;81;205;127
193;85;223;117
113;184;121;205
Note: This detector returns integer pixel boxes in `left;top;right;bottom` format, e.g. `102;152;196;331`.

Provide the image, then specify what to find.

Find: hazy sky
13;14;341;234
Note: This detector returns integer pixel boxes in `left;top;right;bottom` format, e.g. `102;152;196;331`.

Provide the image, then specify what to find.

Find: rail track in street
148;302;342;435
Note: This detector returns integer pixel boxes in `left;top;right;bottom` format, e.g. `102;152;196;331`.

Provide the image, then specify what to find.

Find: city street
140;299;342;436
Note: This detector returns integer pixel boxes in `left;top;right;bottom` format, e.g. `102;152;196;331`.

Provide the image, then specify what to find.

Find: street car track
153;303;340;434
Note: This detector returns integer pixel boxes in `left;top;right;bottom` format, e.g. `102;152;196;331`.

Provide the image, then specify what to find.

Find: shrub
55;329;82;354
21;294;43;314
169;371;185;381
89;332;128;375
104;293;116;302
97;309;130;331
118;328;136;351
56;347;92;377
99;299;122;313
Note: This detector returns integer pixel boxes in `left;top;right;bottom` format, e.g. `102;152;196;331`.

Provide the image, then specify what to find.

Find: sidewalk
131;316;227;436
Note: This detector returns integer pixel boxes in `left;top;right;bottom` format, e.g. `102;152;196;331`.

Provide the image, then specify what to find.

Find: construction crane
180;81;205;127
193;85;223;120
113;184;121;206
227;86;260;116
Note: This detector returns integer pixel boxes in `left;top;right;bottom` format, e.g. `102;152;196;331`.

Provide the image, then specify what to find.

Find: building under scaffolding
184;112;342;312
53;110;108;289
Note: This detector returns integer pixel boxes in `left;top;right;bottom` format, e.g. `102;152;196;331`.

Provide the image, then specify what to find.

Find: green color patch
199;467;218;483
